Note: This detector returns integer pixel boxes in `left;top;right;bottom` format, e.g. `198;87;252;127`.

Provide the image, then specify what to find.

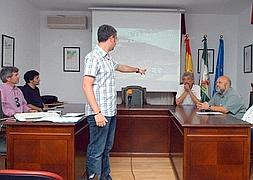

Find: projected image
91;11;181;91
115;28;179;91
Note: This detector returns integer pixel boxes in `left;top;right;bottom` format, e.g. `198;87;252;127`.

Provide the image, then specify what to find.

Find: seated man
242;105;253;123
242;105;253;140
197;75;246;119
176;72;201;105
21;70;46;112
0;67;33;117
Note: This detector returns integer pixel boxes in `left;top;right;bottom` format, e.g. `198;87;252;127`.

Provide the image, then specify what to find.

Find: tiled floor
2;157;252;179
110;157;176;180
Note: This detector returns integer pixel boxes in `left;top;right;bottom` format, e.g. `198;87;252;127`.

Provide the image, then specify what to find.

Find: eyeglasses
15;97;20;107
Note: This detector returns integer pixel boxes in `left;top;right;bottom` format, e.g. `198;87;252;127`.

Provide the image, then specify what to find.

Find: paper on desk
39;116;83;123
14;112;60;121
63;113;85;117
196;111;223;115
47;110;62;114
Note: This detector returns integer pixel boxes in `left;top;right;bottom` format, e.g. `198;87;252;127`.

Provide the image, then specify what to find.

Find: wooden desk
5;104;88;180
113;104;171;156
4;104;251;180
169;106;251;180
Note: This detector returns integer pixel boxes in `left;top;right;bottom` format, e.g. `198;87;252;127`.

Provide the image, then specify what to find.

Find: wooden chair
0;169;64;180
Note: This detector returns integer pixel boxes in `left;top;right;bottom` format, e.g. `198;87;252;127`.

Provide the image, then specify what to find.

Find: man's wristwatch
94;111;101;116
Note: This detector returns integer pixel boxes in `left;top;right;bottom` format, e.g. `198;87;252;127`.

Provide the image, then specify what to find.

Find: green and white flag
199;36;210;102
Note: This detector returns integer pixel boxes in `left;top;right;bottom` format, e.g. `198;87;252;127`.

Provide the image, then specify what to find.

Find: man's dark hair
0;66;19;83
97;24;117;43
24;70;39;83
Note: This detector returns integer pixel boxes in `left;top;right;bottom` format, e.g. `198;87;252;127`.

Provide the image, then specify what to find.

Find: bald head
217;76;231;86
216;75;231;93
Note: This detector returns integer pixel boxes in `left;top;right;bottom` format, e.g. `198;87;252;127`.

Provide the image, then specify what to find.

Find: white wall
237;6;253;106
0;0;40;82
39;11;91;103
185;14;238;94
2;1;250;105
39;11;244;105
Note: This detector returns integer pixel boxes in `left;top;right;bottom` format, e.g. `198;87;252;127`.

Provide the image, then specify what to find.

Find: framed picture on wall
63;47;80;72
1;34;15;67
243;44;252;73
197;48;215;74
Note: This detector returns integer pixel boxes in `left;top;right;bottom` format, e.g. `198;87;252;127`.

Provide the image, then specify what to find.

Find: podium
122;86;146;107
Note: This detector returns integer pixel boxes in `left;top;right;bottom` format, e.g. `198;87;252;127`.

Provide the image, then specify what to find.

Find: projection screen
91;9;182;92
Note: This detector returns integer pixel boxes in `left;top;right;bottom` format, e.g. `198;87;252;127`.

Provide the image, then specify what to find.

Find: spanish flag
184;35;193;73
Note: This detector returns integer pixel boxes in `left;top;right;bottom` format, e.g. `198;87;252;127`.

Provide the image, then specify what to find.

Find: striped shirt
84;45;119;116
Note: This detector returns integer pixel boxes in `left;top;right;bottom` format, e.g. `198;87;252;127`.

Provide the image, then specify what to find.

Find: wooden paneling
112;105;170;156
170;117;184;180
186;137;249;180
112;116;131;153
169;106;251;180
5;104;89;180
7;125;74;180
131;116;169;153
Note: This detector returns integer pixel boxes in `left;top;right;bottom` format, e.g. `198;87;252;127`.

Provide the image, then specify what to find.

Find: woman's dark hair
24;70;39;83
97;24;117;43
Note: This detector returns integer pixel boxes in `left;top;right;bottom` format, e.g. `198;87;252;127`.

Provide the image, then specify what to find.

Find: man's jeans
86;115;116;180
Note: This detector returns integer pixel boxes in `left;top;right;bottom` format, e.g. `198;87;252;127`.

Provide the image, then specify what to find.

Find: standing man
176;72;201;105
0;67;32;117
21;70;46;112
82;24;146;180
197;75;246;119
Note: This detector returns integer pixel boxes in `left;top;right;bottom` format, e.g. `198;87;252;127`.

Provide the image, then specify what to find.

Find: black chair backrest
41;95;58;104
122;86;146;107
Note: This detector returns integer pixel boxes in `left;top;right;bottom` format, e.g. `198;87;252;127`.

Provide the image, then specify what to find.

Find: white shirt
242;105;253;123
176;84;201;105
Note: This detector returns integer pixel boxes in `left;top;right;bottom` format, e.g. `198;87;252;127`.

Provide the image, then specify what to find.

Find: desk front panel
112;106;171;156
7;125;74;180
169;106;251;180
184;127;250;180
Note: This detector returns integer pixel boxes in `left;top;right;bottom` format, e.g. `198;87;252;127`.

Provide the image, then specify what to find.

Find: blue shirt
83;45;119;116
208;87;246;119
21;84;43;108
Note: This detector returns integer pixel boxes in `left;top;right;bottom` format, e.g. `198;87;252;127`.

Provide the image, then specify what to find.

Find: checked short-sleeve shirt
84;45;119;117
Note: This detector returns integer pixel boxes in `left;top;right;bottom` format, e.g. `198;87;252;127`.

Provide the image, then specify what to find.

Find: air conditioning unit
47;15;87;29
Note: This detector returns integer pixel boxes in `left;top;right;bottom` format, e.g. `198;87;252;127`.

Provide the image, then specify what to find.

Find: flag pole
199;34;210;102
213;35;224;95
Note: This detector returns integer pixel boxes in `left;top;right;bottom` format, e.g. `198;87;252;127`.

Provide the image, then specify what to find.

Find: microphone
127;89;133;107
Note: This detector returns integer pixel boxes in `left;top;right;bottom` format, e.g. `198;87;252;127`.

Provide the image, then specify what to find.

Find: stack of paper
63;113;85;117
14;112;60;121
196;111;223;115
39;116;83;123
14;112;85;123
